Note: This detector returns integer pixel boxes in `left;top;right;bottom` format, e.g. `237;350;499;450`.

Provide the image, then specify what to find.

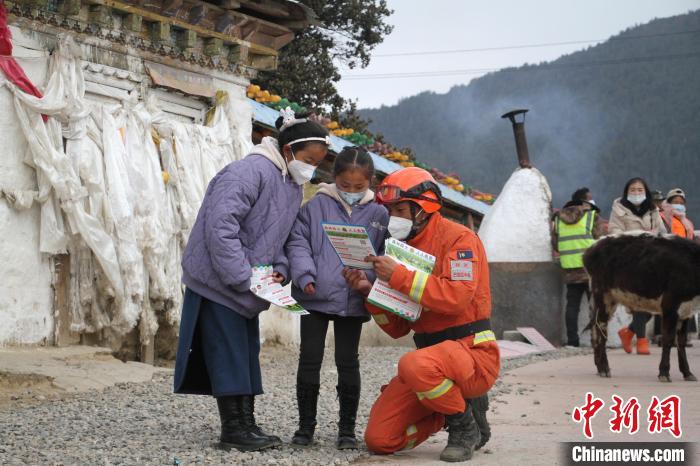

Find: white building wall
0;32;53;345
0;26;408;349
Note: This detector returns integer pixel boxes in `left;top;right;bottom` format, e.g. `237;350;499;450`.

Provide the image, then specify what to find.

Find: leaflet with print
367;238;435;322
322;222;376;270
249;265;308;314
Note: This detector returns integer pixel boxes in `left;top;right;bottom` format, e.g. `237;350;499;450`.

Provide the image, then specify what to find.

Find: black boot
439;405;481;462
239;395;282;447
336;384;360;450
469;394;491;450
216;396;278;452
291;383;320;447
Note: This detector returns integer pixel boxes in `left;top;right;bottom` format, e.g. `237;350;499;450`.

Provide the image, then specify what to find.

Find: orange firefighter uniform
364;212;500;454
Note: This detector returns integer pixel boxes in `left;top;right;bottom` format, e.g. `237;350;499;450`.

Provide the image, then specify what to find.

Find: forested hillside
361;10;700;221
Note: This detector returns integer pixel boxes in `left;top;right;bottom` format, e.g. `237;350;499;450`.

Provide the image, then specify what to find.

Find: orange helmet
376;167;442;213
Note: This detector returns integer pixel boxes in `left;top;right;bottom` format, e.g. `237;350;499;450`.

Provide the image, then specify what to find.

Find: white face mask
627;194;646;206
287;150;316;185
387;216;413;240
338;190;366;206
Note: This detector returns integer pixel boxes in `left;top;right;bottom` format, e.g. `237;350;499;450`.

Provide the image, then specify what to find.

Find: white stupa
479;167;553;262
481;109;625;348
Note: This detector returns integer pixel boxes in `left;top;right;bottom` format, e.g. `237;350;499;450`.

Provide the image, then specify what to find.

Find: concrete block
490;261;564;346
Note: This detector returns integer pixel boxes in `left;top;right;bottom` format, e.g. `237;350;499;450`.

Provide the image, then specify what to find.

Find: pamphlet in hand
249;265;308;314
367;238;436;322
322;222;377;270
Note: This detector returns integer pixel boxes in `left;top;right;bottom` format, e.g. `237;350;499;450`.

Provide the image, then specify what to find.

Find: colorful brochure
249;265;308;314
367;238;435;322
322;222;377;270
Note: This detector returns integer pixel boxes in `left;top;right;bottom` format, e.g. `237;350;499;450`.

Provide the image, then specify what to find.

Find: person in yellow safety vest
551;189;605;347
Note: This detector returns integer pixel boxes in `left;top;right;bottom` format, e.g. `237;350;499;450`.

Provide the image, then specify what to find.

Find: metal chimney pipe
501;109;531;169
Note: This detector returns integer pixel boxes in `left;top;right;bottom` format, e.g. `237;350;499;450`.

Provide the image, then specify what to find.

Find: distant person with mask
552;189;604;347
610;177;666;356
656;188;696;342
660;188;695;240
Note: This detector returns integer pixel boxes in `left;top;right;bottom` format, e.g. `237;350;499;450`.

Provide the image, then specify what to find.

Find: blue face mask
338;190;366;206
671;204;686;215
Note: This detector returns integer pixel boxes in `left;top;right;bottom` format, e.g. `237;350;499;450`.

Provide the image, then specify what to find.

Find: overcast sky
337;0;700;109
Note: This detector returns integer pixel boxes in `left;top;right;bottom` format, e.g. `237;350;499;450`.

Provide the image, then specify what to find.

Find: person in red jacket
343;168;500;462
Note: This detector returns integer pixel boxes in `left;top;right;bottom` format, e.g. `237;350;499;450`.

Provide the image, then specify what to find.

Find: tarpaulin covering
0;34;249;344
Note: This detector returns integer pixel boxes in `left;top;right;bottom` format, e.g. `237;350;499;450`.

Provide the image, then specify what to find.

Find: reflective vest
557;210;596;269
671;216;689;238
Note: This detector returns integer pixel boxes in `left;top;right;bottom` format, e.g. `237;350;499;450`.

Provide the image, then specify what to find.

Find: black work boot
291;383;320;447
336;384;361;450
239;395;282;447
216;396;277;452
469;394;491;450
439;405;481;462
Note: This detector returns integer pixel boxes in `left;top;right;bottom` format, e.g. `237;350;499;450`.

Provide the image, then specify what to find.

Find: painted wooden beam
123;13;143;32
249;53;276;71
151;20;171;44
204;37;223;56
92;0;281;56
178;29;197;49
227;43;249;65
218;0;241;10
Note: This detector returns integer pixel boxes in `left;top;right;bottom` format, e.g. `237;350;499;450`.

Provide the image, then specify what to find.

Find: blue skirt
173;288;263;397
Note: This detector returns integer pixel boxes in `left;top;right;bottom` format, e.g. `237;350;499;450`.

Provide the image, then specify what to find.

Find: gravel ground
0;345;591;465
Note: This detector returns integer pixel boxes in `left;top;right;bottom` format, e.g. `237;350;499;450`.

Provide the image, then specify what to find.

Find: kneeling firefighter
343;168;499;462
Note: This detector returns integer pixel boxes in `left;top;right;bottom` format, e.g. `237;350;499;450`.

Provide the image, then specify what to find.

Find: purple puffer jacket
182;154;302;318
286;188;389;317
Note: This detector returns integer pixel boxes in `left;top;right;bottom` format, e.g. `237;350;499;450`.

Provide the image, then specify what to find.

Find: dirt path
1;344;697;464
364;345;700;465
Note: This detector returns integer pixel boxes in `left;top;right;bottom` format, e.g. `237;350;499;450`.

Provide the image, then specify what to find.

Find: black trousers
297;311;365;387
628;311;652;338
653;315;698;336
565;283;590;346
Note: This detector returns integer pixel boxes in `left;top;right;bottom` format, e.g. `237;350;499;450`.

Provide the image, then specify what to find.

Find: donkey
583;233;700;382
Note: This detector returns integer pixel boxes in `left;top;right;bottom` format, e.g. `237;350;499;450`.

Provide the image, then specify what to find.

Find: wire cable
371;29;700;58
342;51;700;80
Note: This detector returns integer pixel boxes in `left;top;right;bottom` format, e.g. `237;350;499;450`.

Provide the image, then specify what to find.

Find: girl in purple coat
286;148;389;449
174;109;329;452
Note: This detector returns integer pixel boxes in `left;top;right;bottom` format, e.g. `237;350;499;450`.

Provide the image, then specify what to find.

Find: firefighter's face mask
386;202;428;241
388;216;413;240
